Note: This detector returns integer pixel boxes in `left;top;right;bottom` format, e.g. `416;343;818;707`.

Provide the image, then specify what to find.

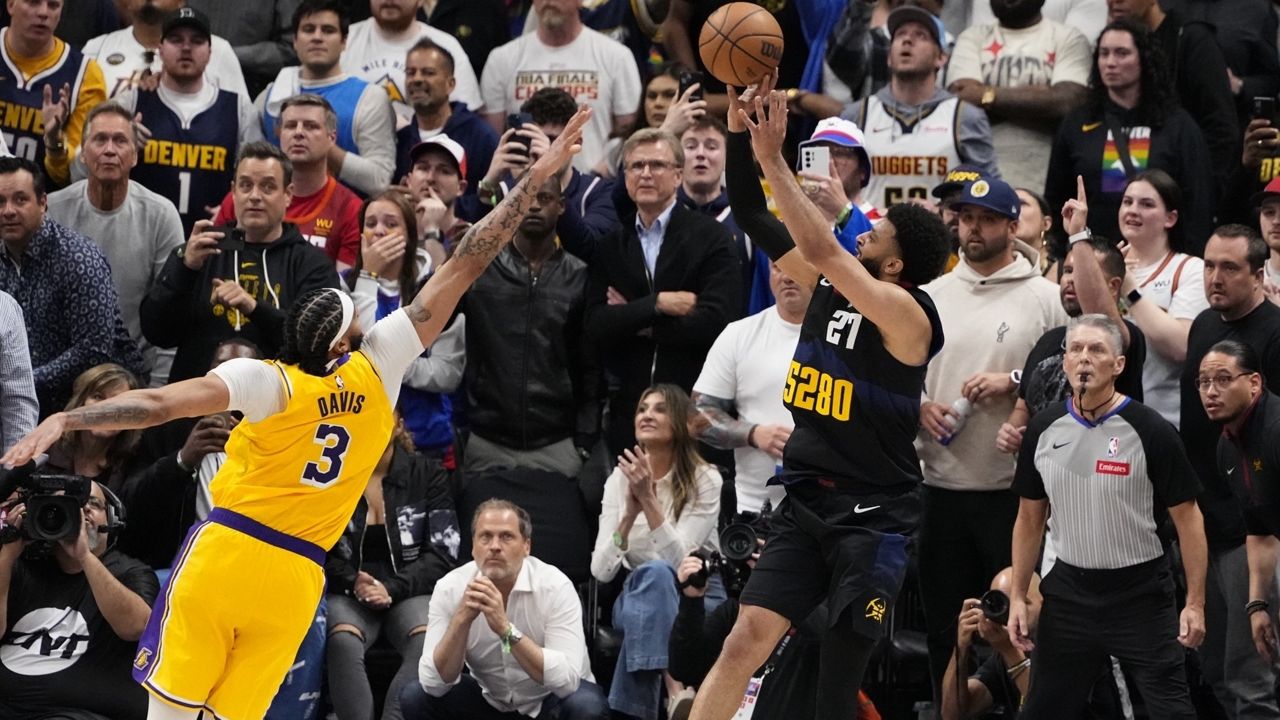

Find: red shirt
214;177;363;265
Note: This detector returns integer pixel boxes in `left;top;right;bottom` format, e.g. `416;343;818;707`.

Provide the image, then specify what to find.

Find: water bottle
939;398;972;446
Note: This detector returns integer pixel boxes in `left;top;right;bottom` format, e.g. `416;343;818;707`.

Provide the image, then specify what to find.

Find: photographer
940;568;1040;720
0;480;159;719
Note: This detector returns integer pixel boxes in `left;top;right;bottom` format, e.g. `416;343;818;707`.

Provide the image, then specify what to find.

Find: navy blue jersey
0;36;93;165
780;280;943;492
131;88;240;234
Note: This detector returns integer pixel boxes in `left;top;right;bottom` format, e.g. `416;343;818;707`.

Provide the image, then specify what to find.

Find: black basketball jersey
0;32;93;165
780;279;943;493
131;88;240;235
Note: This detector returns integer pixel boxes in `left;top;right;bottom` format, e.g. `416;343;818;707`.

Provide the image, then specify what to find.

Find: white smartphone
799;145;831;176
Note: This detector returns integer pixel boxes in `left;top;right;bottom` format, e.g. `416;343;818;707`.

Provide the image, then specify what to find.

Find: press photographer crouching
0;465;159;720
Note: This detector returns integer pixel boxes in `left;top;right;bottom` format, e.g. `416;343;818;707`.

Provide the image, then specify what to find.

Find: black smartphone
210;225;246;253
1254;96;1278;124
678;69;704;102
507;112;534;158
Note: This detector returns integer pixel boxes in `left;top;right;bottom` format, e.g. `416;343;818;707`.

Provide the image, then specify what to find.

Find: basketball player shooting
1;107;592;720
686;80;950;719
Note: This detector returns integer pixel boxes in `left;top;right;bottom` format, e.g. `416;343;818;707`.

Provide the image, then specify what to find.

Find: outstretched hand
529;106;592;183
1061;174;1089;237
1;415;68;468
739;77;788;161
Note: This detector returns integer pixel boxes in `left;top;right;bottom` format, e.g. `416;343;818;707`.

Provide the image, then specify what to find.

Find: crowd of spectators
0;0;1278;718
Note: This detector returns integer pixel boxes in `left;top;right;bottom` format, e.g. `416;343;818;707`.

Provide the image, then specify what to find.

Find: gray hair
82;101;142;149
1066;313;1124;356
621;127;684;169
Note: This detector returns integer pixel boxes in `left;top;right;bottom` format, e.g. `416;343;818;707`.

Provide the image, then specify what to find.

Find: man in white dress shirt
404;499;608;719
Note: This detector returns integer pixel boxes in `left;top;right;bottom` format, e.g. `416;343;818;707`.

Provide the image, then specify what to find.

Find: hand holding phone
507;113;534;158
209;226;246;253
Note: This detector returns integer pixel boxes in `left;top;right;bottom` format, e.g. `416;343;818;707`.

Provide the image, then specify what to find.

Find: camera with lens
980;589;1010;626
0;461;93;547
686;503;772;597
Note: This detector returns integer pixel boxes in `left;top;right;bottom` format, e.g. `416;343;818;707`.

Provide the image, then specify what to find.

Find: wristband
1067;228;1092;246
835;204;852;228
500;623;524;653
746;425;759;448
175;453;195;474
612;531;626;550
1126;289;1143;306
1006;657;1030;677
1247;599;1270;615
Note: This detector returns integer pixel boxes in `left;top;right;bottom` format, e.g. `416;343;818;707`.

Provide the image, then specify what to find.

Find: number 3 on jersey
301;423;351;487
782;361;854;421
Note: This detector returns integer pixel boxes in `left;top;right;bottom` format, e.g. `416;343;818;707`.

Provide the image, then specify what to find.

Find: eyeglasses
625;160;677;175
1194;372;1253;392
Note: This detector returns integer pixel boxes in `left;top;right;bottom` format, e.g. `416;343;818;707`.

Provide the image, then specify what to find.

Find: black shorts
739;481;919;640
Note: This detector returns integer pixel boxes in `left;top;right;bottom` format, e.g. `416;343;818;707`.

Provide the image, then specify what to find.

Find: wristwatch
980;86;997;109
501;623;524;653
1067;228;1092;246
1126;288;1143;306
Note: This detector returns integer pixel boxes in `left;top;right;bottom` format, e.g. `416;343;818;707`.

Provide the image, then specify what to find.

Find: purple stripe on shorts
208;508;326;566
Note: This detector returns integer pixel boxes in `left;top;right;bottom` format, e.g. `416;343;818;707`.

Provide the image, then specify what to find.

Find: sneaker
667;687;695;720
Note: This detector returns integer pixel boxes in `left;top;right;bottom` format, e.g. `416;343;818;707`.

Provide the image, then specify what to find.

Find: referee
1007;314;1207;718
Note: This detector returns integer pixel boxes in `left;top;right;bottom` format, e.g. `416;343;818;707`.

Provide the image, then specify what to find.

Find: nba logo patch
335;375;345;389
1107;437;1119;457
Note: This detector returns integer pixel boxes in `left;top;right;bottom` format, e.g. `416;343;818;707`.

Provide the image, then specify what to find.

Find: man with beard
256;0;396;197
917;175;1065;696
1258;178;1280;301
946;0;1091;193
83;0;247;99
0;481;160;720
844;3;999;213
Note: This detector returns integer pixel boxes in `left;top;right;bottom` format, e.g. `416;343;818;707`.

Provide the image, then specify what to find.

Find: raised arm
742;88;932;366
1061;175;1130;347
400;107;592;349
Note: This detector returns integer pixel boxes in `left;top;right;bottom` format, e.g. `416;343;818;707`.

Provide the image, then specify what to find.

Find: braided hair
278;288;346;375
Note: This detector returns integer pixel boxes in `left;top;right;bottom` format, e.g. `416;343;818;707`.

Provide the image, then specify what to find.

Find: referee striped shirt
1012;397;1201;570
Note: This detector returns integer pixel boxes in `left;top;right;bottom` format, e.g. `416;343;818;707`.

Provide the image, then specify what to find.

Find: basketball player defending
2;109;593;720
688;82;950;719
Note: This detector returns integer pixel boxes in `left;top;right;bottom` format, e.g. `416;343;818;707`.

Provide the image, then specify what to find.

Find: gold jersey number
782;361;855;421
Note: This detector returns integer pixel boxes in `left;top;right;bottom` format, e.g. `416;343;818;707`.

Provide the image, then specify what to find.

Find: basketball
698;2;784;87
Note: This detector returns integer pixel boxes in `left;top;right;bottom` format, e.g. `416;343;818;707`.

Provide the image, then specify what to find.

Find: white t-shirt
946;19;1092;193
340;19;482;126
692;307;799;514
480;27;640;172
83;27;248;99
210;307;426;420
948;0;1107;49
1130;252;1208;427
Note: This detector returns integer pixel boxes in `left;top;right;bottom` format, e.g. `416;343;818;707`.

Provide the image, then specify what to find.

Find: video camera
687;502;773;597
0;459;94;546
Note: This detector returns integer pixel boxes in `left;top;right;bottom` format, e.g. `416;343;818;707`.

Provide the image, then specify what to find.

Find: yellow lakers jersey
211;353;394;549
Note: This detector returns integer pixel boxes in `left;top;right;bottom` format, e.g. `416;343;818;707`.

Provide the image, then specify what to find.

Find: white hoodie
917;241;1068;491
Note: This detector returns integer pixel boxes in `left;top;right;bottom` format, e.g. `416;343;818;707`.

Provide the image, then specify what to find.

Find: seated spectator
480;0;641;172
340;0;481;126
403;499;608;720
0;289;37;453
0;157;143;414
140;142;340;383
945;0;1091;193
216;94;364;269
482;87;618;260
1044;19;1215;253
590;384;722;720
0;479;159;720
940;568;1041;720
110;7;264;235
403;134;473;266
395;38;498;209
0;0;107;186
325;419;459;720
596;65;707;179
1013;187;1055;276
83;0;248;99
186;0;298;95
48;101;185;384
1113;170;1208;427
692;262;810;515
460;175;599;479
843;5;1000;213
347;189;465;464
42;363;144;494
585;128;741;455
257;0;396;197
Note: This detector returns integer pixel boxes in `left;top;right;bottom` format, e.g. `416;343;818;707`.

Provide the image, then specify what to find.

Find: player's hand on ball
741;78;788;160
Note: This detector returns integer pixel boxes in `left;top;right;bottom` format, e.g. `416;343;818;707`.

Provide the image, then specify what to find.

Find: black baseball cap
931;164;986;199
162;7;212;40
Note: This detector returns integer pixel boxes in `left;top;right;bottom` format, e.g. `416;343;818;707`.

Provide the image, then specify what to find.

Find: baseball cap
930;164;987;199
799;117;872;187
1251;176;1280;207
951;177;1020;219
887;4;946;48
409;134;468;177
162;7;212;40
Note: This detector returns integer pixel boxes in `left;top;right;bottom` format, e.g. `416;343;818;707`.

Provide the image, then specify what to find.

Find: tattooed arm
401;107;593;348
0;375;231;468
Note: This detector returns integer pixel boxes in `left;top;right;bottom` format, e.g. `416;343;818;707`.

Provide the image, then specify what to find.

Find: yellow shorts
132;509;324;719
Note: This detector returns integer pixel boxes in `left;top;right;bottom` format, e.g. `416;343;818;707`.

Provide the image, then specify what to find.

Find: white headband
327;289;354;351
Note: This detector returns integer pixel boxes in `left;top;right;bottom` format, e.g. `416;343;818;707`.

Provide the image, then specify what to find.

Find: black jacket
117;449;201;569
1219;391;1280;539
1045;103;1215;254
139;224;339;382
463;244;600;451
585;205;742;449
325;445;459;603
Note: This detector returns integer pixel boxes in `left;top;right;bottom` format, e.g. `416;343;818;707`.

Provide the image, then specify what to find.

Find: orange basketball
698;2;784;87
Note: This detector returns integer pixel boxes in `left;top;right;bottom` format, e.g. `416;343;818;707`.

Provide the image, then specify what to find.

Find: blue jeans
399;675;608;719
